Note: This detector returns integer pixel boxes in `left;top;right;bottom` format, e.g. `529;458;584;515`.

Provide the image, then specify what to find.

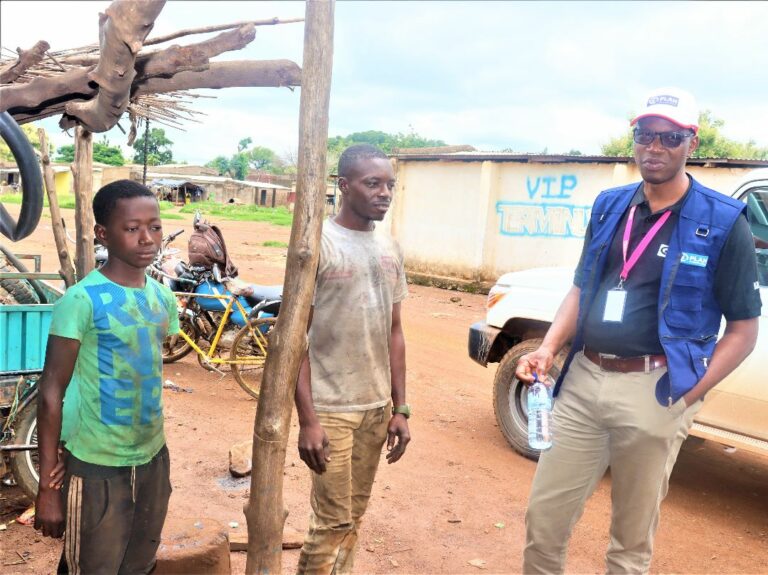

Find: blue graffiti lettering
525;174;579;199
540;176;557;198
560;175;577;197
526;176;541;199
496;201;591;238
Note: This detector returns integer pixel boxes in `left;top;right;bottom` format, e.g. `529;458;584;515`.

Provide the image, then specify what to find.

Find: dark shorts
57;445;172;575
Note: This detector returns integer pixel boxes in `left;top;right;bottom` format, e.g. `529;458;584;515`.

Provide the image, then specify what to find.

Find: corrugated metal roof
390;151;768;168
145;172;291;190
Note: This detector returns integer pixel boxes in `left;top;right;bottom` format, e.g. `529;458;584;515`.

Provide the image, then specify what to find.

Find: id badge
603;288;626;322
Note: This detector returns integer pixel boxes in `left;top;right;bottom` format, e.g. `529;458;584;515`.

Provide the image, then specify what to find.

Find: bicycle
170;289;276;399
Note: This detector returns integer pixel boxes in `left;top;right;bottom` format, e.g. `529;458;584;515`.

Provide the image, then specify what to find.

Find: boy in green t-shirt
34;180;180;574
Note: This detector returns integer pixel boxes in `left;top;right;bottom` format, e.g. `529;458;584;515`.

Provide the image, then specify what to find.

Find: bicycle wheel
230;317;276;399
10;402;40;501
162;317;198;363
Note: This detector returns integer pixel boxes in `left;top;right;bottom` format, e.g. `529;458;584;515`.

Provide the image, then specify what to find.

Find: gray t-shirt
309;218;408;412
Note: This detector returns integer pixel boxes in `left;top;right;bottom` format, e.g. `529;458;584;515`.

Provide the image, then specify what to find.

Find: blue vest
556;176;746;406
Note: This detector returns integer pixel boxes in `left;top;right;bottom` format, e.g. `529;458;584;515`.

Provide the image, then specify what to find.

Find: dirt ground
2;207;767;574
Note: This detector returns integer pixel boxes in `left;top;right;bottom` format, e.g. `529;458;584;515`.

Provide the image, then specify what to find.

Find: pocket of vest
685;341;711;381
666;284;703;328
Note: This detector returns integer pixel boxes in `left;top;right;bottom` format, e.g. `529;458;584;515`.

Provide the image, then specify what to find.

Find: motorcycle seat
244;284;283;307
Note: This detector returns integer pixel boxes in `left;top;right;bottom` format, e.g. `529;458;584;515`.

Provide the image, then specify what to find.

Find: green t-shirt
50;270;179;466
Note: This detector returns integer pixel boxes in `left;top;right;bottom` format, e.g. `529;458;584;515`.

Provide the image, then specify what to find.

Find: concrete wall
389;159;758;281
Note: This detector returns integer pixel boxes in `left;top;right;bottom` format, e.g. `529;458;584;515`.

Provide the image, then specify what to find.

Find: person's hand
298;421;330;474
515;347;555;385
386;414;410;464
47;444;67;490
34;486;65;538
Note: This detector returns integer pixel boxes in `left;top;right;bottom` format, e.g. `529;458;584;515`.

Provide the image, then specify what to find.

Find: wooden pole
142;118;150;185
37;128;76;288
244;1;334;573
72;126;94;281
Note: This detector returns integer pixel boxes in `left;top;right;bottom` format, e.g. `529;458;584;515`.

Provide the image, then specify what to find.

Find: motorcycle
151;214;283;368
1;376;39;500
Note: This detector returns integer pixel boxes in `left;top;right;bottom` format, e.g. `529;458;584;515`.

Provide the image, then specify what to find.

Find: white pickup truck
468;169;768;460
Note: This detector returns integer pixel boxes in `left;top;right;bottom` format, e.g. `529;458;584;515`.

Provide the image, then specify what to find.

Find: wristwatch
392;404;412;419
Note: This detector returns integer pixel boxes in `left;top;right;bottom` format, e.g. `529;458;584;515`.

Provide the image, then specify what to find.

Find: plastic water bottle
528;372;553;451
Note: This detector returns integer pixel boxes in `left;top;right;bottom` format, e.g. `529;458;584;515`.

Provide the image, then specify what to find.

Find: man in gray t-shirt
295;144;411;574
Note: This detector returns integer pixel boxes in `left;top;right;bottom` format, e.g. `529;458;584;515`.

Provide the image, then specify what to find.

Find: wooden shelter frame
0;1;334;571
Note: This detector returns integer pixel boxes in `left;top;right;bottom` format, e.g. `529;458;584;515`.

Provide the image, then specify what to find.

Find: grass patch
262;240;288;248
2;193;184;219
179;201;293;226
0;192;77;208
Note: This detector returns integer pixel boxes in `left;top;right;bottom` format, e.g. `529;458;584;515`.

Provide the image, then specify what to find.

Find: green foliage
132;127;174;165
230;154;250;180
262;240;288;248
601;111;768;159
248;146;280;171
179;200;293;225
205;140;286;179
325;129;446;175
56;145;75;163
238;137;253;153
56;136;125;166
0;122;52;161
206;156;231;176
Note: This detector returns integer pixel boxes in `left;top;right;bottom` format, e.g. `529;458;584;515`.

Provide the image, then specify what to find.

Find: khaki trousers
297;404;390;575
523;352;701;575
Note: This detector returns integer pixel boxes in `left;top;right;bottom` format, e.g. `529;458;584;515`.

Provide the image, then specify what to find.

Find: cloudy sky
2;1;767;165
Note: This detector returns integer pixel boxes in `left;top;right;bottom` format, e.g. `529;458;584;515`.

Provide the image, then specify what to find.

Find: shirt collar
631;174;692;215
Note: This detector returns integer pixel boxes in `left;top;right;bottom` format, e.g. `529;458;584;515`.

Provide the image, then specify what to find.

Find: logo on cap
647;95;679;107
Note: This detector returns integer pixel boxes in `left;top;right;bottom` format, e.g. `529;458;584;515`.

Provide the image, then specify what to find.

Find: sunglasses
633;128;694;149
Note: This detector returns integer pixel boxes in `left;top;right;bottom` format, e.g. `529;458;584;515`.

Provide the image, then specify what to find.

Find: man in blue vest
515;87;761;574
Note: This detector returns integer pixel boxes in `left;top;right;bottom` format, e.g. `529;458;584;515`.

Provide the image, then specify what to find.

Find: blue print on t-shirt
85;282;164;426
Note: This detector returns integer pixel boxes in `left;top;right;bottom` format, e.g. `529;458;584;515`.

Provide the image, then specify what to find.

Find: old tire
10;402;40;500
162;318;198;363
0;261;38;304
230;318;276;400
492;338;566;461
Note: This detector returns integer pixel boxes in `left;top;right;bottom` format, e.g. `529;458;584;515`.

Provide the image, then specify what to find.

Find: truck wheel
492;338;566;461
9;402;40;501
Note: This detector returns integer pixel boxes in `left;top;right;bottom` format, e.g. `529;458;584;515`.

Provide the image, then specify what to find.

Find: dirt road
2;209;767;573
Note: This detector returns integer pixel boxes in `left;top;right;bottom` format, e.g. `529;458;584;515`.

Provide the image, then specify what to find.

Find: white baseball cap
630;87;699;133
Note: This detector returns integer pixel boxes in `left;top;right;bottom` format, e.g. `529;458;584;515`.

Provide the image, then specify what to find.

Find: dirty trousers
297;404;390;575
57;445;172;575
523;352;701;575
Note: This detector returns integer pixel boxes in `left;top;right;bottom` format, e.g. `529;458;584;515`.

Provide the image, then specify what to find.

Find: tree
0;122;52;161
206;155;231;176
326;129;446;156
324;129;447;174
205;142;286;179
56;136;125;165
229;153;250;180
238;137;253;153
132;127;174;165
248;146;283;172
601;111;768;159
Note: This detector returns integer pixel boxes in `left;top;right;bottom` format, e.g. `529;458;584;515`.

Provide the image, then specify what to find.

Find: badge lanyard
603;205;671;322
